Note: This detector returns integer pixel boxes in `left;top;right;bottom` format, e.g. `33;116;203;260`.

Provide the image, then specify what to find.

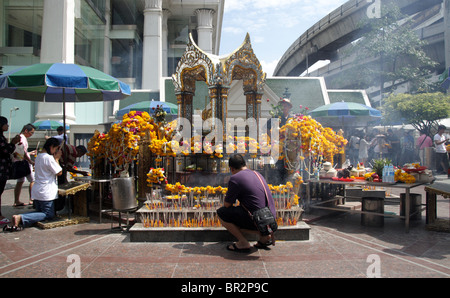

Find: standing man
13;124;36;207
56;143;88;214
433;125;449;175
386;129;400;165
416;130;432;165
59;143;89;184
279;98;293;127
217;154;276;252
45;126;68;144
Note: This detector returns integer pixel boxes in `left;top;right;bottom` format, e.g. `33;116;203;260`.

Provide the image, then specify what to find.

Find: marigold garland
279;115;347;164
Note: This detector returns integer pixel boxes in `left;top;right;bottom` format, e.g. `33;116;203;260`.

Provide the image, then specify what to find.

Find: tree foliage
383;92;450;135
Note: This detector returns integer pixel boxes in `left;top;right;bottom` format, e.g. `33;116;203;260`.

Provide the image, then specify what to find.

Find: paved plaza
0;179;449;279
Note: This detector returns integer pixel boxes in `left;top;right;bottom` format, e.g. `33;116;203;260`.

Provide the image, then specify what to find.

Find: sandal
13;202;28;208
254;240;273;250
226;243;251;253
3;225;23;232
3;225;13;232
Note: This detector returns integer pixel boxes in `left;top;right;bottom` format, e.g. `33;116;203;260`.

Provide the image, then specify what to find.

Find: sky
220;0;349;77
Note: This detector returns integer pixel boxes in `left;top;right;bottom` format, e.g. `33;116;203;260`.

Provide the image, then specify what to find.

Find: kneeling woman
4;138;62;232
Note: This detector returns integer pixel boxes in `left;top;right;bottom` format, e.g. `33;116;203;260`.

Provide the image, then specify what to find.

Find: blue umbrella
0;63;131;165
309;101;382;127
0;63;131;102
0;62;131;139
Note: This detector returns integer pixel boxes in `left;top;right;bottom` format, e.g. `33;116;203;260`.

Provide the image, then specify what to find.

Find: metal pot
110;177;137;211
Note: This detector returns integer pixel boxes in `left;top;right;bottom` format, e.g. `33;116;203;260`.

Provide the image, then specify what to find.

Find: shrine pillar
219;86;229;139
209;87;218;131
176;92;194;132
244;91;263;136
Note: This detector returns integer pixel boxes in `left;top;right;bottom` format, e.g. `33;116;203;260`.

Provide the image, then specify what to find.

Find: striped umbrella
0;63;131;102
115;100;178;119
0;63;131;141
309;101;382;128
32;120;69;131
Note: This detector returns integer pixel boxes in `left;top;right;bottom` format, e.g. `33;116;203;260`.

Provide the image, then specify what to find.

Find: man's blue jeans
20;200;55;227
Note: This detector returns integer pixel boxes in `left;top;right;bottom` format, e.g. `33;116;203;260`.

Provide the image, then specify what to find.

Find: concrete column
36;0;76;124
142;0;162;90
195;9;215;54
103;0;113;123
445;0;450;69
162;9;171;77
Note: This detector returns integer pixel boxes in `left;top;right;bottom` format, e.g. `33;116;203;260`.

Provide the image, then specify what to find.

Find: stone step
129;221;310;242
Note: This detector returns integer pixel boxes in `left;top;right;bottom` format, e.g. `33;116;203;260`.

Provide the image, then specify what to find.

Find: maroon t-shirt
224;169;276;216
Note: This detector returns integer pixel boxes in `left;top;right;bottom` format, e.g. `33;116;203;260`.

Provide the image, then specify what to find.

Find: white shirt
31;153;62;201
434;133;447;153
13;134;29;162
359;139;370;159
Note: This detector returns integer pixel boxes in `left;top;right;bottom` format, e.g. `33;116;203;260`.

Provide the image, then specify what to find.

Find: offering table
306;179;429;233
58;181;90;218
424;181;450;232
74;176;113;223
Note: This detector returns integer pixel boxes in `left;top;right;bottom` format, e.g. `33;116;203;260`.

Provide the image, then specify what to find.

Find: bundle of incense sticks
271;187;295;210
141;209;223;228
144;191;227;211
276;208;303;226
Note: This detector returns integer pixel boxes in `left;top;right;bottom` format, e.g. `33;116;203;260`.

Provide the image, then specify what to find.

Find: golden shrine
173;33;266;137
85;33;346;237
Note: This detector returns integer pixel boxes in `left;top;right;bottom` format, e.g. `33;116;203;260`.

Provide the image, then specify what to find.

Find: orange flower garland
279;115;347;164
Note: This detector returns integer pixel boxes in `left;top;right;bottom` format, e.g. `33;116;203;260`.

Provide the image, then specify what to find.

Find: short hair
229;154;246;170
57;126;64;133
21;123;36;133
76;145;87;155
438;125;446;131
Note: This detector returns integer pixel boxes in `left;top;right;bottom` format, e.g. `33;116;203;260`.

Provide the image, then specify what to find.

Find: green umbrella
0;63;131;140
309;101;382;128
0;63;131;170
116;100;178;119
32;120;69;131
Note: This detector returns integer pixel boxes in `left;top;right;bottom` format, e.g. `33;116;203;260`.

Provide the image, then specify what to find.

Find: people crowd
345;126;447;171
1;124;88;230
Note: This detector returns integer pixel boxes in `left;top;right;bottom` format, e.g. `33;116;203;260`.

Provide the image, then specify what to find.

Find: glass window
111;0;138;25
74;0;105;69
167;17;197;76
0;0;43;65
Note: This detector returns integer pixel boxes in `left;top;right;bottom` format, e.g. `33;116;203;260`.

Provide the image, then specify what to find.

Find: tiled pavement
0;180;449;279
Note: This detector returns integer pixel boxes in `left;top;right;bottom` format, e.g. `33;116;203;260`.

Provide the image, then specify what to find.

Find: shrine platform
129;221;310;242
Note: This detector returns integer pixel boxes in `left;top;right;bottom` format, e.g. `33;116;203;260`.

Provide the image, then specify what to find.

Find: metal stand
110;208;137;233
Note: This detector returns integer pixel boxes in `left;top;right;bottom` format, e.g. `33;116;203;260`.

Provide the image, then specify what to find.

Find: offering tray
58;181;90;196
402;166;428;173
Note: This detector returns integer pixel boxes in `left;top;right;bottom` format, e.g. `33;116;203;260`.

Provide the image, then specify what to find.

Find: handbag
11;160;31;179
242;171;278;241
